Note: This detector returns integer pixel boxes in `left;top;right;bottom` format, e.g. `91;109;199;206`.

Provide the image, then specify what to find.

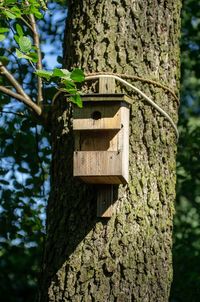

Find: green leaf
14;35;19;44
16;49;31;60
4;10;16;19
60;69;72;79
16;24;23;37
16;49;37;62
0;28;9;34
63;87;77;94
18;36;32;53
4;0;16;4
52;68;71;80
34;10;43;19
52;68;65;77
0;34;5;41
36;0;48;10
69;94;83;108
10;6;21;18
27;52;38;63
63;79;76;90
30;6;43;19
35;69;53;80
70;68;85;82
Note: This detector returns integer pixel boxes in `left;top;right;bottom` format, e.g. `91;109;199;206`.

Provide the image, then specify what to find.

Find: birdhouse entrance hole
91;110;102;120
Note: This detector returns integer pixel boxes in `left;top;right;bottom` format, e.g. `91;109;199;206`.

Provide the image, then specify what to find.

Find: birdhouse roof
80;93;132;105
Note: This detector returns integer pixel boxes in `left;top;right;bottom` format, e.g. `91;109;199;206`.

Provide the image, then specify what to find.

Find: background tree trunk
39;1;181;301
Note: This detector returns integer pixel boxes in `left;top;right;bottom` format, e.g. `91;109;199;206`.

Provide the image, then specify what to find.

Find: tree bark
39;0;181;301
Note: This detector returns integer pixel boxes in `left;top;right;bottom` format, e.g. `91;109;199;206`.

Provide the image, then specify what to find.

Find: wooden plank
74;151;122;177
120;104;130;183
97;185;119;217
73;103;121;130
74;131;80;151
97;185;113;217
73;104;130;184
79;176;125;184
99;77;115;93
79;130;118;151
80;94;132;105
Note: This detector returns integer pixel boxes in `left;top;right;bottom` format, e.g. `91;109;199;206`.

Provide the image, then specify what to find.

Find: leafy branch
0;0;84;121
35;68;85;107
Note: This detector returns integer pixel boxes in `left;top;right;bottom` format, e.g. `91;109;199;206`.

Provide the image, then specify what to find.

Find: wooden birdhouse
72;77;132;217
73;93;131;184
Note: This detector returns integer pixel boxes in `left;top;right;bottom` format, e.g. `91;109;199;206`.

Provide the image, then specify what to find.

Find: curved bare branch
0;85;42;116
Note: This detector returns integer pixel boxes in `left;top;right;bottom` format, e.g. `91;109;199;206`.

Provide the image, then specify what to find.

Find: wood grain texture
73;102;121;131
77;130;118;152
80;94;133;104
99;77;116;93
74;151;127;184
73;101;129;184
97;185;114;217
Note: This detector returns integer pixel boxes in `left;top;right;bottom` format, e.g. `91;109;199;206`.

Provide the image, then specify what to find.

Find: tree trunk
39;1;181;301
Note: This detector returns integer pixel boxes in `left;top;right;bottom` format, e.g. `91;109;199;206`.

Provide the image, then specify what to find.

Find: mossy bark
39;1;181;301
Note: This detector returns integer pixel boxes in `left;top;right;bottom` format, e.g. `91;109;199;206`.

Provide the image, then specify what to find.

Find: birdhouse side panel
120;105;130;183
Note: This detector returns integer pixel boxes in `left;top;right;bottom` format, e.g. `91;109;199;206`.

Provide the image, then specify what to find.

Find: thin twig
0;61;29;98
0;85;42;116
0;110;25;117
20;16;33;31
3;7;33;31
25;0;43;105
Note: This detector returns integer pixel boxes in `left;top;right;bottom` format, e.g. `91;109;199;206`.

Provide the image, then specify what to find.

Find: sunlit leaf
16;24;23;37
18;36;32;53
4;10;16;19
0;28;9;34
14;35;19;43
70;68;85;82
53;68;71;79
35;69;53;80
0;34;5;41
69;94;82;108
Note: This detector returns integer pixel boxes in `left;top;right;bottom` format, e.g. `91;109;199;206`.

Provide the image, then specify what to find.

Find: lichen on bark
39;1;182;301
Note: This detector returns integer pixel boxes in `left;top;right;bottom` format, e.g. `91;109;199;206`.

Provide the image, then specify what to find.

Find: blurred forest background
0;0;199;301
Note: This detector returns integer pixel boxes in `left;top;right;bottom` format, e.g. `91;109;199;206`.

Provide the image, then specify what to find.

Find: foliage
0;1;63;301
0;112;49;302
0;0;84;107
170;0;200;301
35;68;84;107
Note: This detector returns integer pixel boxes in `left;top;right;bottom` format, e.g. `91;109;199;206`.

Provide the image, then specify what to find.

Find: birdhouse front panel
73;103;122;131
74;151;123;184
73;94;131;184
